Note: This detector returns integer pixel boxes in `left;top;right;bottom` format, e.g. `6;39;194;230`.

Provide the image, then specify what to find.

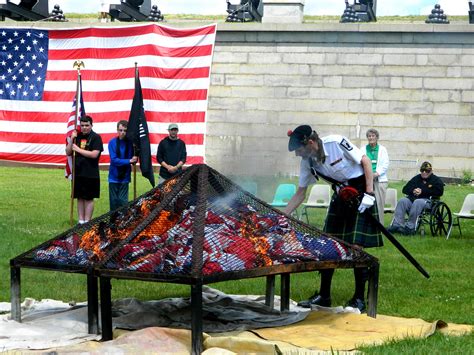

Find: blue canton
0;29;48;101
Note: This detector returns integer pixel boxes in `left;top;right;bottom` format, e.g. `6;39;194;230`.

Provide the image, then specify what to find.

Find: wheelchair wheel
429;201;452;237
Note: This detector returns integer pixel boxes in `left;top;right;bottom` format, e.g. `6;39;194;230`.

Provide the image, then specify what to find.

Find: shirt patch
330;158;343;166
340;138;353;151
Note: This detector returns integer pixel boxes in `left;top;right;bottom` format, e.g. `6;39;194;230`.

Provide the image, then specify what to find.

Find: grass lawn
0;166;473;352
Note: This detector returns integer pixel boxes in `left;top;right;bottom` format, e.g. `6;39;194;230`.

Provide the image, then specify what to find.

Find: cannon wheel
429;201;452;237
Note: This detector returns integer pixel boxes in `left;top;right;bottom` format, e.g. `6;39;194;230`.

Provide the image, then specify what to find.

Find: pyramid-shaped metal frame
11;164;379;354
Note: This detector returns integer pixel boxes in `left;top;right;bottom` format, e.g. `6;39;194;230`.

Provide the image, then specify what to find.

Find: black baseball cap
288;125;313;151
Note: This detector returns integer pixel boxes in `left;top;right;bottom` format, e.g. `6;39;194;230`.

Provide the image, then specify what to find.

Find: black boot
297;269;334;308
345;267;369;313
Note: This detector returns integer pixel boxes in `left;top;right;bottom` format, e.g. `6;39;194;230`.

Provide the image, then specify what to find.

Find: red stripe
49;44;213;60
0;110;206;123
0;132;204;145
46;67;210;81
42;89;208;102
50;24;215;40
0;154;204;165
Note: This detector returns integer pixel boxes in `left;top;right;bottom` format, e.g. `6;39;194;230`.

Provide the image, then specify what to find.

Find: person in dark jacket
156;123;187;181
388;161;444;235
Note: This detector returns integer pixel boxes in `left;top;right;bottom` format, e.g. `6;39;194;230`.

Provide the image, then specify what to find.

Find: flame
240;212;272;267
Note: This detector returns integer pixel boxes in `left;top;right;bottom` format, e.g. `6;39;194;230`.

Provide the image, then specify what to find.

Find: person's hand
71;143;80;153
358;193;375;213
71;130;77;140
167;166;177;173
413;188;422;196
130;156;138;164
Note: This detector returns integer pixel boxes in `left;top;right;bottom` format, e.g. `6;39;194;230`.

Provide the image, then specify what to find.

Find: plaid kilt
324;193;383;248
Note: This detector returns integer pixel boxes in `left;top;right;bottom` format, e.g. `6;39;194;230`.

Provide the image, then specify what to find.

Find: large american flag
0;23;216;166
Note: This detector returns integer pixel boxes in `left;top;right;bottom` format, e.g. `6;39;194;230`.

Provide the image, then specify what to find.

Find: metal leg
100;277;113;341
367;264;379;318
87;273;99;335
191;283;203;355
265;275;275;309
10;266;21;322
280;273;290;312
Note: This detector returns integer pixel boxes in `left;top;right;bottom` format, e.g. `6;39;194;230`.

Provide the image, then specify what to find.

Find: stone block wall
207;23;474;181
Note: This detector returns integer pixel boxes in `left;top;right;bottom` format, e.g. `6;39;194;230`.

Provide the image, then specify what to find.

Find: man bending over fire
284;125;383;312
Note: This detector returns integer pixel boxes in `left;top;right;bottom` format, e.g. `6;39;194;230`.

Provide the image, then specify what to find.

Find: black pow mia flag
126;72;155;187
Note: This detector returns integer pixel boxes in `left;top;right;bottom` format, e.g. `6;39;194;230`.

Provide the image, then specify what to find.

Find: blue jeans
109;182;129;211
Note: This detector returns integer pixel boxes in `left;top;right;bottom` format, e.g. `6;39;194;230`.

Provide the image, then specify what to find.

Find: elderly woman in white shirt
361;128;390;223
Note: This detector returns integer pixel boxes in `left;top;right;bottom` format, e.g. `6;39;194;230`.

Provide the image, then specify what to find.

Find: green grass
0;166;473;352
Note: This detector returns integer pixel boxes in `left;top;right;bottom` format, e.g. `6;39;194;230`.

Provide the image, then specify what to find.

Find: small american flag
0;24;216;167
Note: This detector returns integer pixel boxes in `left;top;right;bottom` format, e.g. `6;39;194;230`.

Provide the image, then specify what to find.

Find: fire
240;211;273;267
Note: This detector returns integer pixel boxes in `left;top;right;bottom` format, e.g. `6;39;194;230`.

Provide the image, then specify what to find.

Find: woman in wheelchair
388;161;444;235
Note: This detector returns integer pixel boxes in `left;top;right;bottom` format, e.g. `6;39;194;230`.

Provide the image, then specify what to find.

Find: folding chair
451;193;474;238
300;184;331;224
384;188;398;214
270;183;296;208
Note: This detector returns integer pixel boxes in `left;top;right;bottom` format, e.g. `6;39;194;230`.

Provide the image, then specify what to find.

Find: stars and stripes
0;24;216;166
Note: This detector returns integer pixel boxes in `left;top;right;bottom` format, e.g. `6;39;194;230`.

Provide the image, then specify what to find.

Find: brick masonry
207;22;474;181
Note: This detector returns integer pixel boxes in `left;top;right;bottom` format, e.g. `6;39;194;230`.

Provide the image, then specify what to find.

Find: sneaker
403;227;416;236
387;225;402;234
297;293;332;308
345;297;366;313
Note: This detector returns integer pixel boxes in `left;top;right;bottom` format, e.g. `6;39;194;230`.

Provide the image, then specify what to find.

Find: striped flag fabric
0;24;216;167
65;76;85;180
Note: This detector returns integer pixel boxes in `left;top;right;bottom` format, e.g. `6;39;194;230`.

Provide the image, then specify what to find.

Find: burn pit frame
10;164;379;354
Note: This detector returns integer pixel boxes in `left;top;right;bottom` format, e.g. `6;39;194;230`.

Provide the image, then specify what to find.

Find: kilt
323;175;383;248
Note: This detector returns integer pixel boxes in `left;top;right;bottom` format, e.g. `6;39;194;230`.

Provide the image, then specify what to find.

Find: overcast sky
46;0;468;16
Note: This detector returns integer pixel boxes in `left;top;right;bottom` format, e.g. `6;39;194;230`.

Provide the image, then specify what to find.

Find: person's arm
402;177;416;196
360;155;374;194
422;176;444;198
109;140;135;166
376;146;389;177
284;186;307;215
65;130;77;156
72;145;100;159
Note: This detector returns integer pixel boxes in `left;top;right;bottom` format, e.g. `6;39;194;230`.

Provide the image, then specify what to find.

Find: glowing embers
33;188;164;265
105;203;352;275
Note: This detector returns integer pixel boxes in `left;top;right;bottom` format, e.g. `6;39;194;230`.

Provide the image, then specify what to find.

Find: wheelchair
415;198;453;238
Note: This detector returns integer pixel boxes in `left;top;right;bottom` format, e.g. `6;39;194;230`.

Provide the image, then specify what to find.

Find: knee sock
353;267;369;300
319;269;334;298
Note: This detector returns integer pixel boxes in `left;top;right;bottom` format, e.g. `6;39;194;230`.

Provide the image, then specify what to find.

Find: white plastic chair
451;193;474;238
384;188;398;214
300;184;331;224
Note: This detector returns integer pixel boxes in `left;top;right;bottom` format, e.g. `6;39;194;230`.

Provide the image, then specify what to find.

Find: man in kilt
284;125;383;312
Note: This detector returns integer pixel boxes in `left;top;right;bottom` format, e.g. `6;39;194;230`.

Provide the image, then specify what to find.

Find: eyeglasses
118;129;127;132
420;169;432;173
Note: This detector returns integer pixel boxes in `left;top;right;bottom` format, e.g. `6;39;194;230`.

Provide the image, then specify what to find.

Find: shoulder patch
340;138;353;151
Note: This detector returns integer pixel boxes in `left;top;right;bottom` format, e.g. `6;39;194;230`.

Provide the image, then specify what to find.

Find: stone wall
207;23;474;181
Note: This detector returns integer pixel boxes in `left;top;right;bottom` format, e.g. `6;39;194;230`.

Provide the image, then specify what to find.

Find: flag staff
70;60;85;227
132;62;138;200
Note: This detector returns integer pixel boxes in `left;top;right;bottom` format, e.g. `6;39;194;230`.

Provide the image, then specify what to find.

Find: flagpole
70;60;85;227
133;62;138;200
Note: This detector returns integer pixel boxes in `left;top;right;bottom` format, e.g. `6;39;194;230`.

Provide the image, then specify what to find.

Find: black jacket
402;173;444;202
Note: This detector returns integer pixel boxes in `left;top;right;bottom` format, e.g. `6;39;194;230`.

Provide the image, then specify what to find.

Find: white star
7;38;13;44
1;31;6;36
14;45;19;51
32;55;37;60
17;83;22;89
0;75;5;80
0;89;3;95
19;54;24;59
31;69;37;75
5;83;9;88
0;61;5;66
13;61;18;66
26;46;31;51
13;31;18;37
7;68;12;73
20;38;25;44
1;45;6;50
29;84;34;90
23;91;28;96
25;61;30;67
26;31;31;37
32;39;38;45
12;75;17;81
24;75;29;81
19;68;24;74
38;63;43;68
38;47;44;53
34;91;39;96
10;89;15;95
37;76;42;82
7;54;12;59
